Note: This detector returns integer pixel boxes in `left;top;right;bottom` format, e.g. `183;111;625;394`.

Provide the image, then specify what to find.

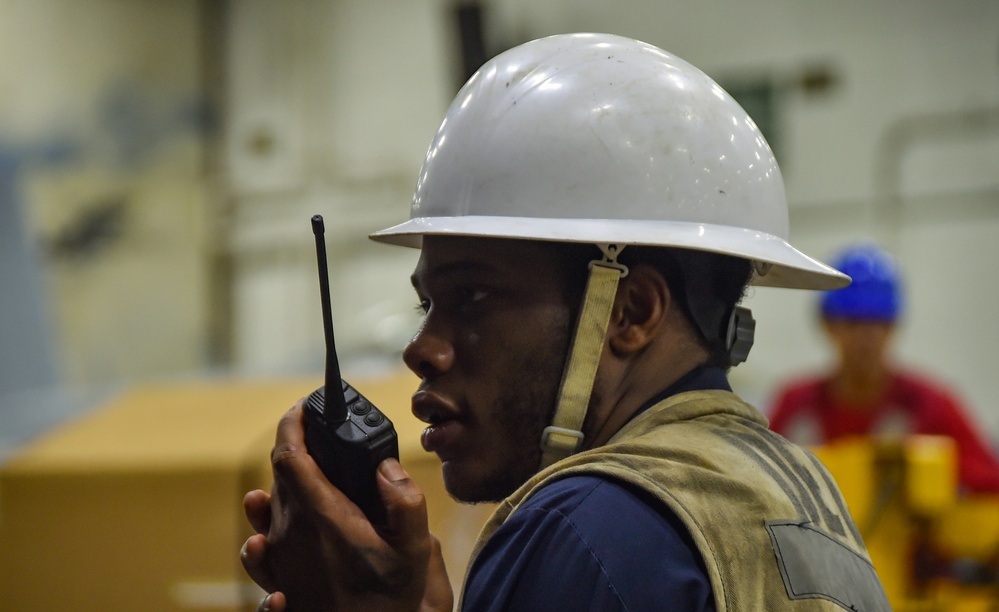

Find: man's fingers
247;401;443;611
241;534;279;593
244;489;272;535
270;400;310;474
270;401;365;522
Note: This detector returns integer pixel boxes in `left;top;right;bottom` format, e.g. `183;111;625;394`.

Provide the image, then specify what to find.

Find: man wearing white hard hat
241;33;890;611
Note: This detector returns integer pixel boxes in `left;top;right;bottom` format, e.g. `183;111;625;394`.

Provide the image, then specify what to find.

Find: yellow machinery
814;436;999;611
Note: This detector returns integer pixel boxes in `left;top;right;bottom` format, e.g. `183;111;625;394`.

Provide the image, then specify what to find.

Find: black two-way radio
303;215;399;526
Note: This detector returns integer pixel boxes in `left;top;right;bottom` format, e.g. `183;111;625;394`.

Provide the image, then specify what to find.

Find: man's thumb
377;458;430;550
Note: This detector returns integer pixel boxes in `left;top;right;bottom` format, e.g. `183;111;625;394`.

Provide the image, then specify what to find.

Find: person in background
769;243;999;494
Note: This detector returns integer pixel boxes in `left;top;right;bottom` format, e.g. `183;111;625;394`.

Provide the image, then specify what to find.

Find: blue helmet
819;245;902;321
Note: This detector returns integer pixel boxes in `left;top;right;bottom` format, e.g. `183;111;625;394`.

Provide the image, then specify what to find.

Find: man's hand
240;400;453;611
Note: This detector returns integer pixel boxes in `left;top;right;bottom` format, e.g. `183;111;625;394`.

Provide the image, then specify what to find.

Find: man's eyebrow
410;260;500;290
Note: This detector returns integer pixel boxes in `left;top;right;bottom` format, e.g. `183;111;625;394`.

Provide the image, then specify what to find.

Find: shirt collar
632;365;732;421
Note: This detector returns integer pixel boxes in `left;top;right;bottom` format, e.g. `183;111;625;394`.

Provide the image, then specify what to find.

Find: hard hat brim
369;216;849;291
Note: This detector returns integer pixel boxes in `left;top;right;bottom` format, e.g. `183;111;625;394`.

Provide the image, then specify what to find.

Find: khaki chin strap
539;244;628;470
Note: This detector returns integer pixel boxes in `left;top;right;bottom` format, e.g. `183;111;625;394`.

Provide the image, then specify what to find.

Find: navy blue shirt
462;367;729;611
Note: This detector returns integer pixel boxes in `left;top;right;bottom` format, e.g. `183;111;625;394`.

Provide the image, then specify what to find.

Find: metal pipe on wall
873;107;999;251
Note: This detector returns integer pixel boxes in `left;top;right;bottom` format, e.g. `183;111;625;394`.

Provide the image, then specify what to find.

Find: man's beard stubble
467;368;560;503
456;312;589;504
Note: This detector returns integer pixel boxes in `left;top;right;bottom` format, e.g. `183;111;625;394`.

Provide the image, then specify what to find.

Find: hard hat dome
820;245;902;321
371;33;847;290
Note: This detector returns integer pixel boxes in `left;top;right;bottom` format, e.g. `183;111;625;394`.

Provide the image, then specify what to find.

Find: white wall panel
225;0;450;373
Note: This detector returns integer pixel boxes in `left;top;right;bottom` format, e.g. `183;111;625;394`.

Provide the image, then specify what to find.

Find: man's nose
403;324;455;381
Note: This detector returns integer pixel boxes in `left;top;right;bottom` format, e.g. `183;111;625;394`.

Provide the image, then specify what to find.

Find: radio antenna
311;215;348;422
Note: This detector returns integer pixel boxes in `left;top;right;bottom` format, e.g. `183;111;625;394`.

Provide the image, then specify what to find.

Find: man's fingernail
380;457;408;482
259;594;272;612
240;540;248;560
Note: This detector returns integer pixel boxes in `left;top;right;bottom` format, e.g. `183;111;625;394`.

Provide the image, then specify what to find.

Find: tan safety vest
464;390;890;611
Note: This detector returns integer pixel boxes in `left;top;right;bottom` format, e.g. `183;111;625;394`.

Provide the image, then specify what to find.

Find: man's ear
607;264;670;355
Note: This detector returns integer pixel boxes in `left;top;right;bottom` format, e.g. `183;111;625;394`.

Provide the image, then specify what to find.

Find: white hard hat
370;33;846;290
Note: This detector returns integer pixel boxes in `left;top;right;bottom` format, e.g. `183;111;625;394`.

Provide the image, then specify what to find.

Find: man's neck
584;338;710;449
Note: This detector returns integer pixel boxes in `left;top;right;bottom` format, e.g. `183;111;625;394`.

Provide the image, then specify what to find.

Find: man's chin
442;462;525;504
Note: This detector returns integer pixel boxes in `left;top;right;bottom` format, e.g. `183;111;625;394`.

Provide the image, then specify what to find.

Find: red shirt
769;370;999;494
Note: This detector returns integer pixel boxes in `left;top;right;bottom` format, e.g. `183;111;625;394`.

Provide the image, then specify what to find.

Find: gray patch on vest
766;521;890;611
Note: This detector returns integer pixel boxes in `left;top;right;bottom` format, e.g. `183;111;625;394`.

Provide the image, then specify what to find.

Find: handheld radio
303;215;399;526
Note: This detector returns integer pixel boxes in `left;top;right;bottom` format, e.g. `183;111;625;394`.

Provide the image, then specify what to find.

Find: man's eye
415;299;430;314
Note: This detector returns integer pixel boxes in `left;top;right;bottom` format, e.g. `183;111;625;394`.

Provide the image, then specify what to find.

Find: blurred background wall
2;0;998;444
